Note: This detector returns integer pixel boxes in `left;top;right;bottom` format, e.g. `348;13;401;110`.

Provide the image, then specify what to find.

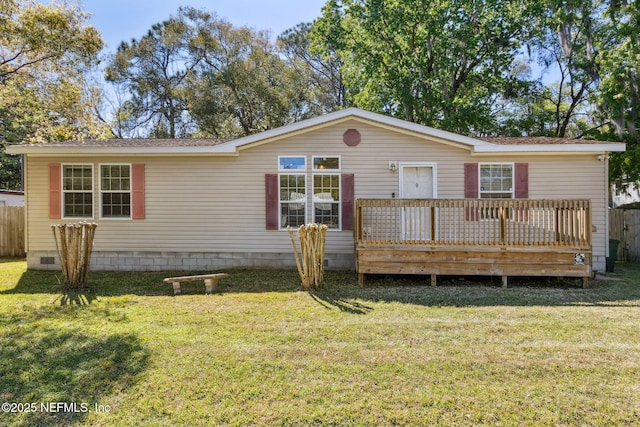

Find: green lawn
1;259;640;426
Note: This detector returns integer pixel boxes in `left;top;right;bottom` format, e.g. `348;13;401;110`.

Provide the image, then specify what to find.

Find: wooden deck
354;198;592;287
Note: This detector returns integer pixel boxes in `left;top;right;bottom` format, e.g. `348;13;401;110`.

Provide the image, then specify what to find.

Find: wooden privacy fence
609;208;640;261
355;198;592;249
0;206;25;257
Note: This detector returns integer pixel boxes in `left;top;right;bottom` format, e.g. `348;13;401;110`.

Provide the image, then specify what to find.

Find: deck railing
355;199;592;249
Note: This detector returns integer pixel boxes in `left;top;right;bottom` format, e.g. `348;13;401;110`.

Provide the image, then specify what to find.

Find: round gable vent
343;129;361;146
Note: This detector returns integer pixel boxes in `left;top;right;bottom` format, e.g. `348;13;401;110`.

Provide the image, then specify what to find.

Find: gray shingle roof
40;138;231;147
479;136;608;145
34;135;613;148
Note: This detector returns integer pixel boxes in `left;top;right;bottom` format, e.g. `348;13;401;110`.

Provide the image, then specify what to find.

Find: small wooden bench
163;273;230;295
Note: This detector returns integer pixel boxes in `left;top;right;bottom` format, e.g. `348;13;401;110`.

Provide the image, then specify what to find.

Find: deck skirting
356;245;592;287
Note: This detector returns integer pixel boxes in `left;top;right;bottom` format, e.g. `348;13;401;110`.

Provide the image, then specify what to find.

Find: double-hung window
62;164;93;218
479;163;513;199
312;156;341;229
479;163;514;219
100;164;131;218
279;156;307;228
275;156;342;230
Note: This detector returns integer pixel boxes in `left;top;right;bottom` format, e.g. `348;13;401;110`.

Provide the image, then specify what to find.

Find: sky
78;0;328;54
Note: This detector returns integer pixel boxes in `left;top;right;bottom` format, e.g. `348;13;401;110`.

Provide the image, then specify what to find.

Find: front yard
1;259;640;426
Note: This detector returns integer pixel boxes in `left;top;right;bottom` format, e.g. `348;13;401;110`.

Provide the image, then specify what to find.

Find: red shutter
341;174;355;231
265;174;279;230
514;163;528;198
464;163;479;198
131;164;145;219
49;164;62;219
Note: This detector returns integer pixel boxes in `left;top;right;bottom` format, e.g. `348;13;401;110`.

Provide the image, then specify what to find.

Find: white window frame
312;155;341;172
479;163;514;199
99;163;132;220
278;155;307;171
312;172;341;230
275;155;346;231
62;163;94;219
278;173;307;229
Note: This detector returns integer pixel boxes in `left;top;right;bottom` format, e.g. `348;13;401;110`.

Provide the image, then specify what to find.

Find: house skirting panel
593;255;605;272
27;251;355;272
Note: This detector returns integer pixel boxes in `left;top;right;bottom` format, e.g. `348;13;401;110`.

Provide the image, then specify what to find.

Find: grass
1;259;640;426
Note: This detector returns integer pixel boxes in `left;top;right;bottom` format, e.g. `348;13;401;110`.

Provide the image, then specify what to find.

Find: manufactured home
7;108;625;285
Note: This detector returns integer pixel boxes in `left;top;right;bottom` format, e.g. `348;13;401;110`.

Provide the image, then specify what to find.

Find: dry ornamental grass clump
288;223;327;290
51;222;97;290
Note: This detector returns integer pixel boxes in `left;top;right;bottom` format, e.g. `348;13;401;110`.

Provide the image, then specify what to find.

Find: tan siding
24;119;609;263
527;156;608;262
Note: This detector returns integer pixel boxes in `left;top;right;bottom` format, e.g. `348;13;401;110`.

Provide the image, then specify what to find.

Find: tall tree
105;7;300;139
278;19;348;117
0;0;105;189
105;8;199;138
596;0;640;187
522;0;605;138
185;7;292;137
0;0;101;84
310;0;541;134
526;0;640;187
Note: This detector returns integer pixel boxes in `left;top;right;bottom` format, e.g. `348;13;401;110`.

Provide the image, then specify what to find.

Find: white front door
400;165;436;240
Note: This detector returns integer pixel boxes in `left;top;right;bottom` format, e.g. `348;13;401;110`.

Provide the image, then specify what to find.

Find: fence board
626;210;640;262
0;206;25;257
609;208;640;262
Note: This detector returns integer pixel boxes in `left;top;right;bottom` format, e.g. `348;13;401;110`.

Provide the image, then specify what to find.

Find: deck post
358;272;365;286
501;275;508;288
356;204;363;242
582;276;589;289
430;274;437;287
430;206;436;240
